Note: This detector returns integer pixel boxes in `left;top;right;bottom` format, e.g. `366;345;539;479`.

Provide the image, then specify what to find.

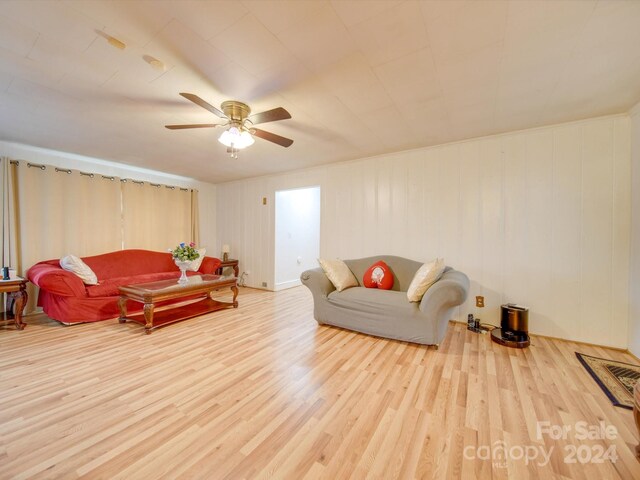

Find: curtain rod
9;159;196;191
124;179;193;191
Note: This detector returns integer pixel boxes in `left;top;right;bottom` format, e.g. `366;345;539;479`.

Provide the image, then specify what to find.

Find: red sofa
27;249;221;324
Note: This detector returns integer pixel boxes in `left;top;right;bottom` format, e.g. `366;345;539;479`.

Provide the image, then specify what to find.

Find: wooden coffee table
118;274;238;334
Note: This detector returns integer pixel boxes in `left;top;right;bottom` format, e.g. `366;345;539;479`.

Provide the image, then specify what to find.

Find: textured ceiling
1;0;639;183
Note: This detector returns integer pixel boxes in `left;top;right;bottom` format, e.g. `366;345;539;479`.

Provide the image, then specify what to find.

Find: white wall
275;186;320;290
629;103;640;357
216;115;631;348
0;141;217;252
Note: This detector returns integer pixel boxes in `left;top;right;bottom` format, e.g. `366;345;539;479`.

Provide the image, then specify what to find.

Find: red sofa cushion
82;249;178;280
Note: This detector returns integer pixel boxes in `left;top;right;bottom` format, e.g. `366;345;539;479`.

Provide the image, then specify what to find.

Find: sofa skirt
38;290;206;325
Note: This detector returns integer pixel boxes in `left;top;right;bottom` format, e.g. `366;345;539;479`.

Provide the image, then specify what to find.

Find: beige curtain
122;182;193;251
16;164;122;312
0;157;19;271
191;189;199;245
17;165;123;267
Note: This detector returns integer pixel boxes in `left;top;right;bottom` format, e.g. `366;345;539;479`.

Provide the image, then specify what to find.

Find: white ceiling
1;0;639;184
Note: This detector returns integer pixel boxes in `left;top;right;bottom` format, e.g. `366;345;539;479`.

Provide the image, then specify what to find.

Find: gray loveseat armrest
419;269;470;345
300;268;335;298
301;268;336;325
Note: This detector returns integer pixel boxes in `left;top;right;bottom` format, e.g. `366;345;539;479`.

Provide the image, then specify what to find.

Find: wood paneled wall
216;115;631;348
628;104;640;357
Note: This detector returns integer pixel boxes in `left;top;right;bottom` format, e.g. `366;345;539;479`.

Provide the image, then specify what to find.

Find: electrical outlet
476;296;485;308
261;281;267;287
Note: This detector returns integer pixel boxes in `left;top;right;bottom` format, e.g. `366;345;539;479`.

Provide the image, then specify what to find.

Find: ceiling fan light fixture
218;126;254;149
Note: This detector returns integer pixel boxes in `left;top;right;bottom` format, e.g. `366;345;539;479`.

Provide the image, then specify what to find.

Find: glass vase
175;260;191;284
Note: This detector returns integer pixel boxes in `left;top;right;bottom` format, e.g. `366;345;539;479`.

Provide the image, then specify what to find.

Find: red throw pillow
363;261;394;290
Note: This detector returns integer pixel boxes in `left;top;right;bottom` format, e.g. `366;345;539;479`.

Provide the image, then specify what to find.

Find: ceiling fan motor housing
221;100;251;123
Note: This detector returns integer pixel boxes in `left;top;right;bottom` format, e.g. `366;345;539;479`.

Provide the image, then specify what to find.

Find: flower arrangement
171;242;200;262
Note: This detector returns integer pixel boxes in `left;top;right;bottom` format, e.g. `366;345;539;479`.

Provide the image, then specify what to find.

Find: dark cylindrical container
501;304;529;336
467;314;474;328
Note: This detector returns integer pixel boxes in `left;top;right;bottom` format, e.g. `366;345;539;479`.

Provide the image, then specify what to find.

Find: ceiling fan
166;93;293;158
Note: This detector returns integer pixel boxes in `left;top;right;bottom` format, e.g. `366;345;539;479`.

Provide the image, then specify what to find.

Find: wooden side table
1;277;28;330
216;259;239;277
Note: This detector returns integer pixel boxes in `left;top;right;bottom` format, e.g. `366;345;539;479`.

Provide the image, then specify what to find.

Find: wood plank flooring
1;286;639;479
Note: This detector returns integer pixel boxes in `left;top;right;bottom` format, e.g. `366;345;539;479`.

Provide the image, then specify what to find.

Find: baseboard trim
245;284;271;291
274;279;301;291
451;320;629;352
625;350;640;363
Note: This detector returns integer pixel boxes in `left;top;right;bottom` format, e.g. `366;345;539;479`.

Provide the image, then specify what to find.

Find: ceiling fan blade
251;128;293;147
248;107;291;125
165;124;221;130
179;93;226;118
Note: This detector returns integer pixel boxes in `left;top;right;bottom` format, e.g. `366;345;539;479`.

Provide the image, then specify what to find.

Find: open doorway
274;186;321;291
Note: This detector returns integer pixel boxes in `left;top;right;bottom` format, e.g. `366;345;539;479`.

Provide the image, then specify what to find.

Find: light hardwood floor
1;286;639;479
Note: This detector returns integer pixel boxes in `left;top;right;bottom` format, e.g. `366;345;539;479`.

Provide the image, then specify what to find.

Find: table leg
233;264;239;277
5;292;15;316
13;288;27;330
231;284;239;308
144;303;155;334
118;296;128;323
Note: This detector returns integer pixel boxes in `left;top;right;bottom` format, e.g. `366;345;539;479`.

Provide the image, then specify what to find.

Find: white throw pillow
407;258;445;302
60;254;98;285
187;248;206;271
318;258;358;292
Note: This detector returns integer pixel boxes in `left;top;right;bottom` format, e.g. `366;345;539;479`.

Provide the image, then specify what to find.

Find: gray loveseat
300;255;469;346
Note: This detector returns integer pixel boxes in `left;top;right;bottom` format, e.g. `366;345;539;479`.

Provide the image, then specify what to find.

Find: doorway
274;186;321;291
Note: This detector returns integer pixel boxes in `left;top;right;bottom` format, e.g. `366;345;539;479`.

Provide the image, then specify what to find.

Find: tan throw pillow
187;248;207;271
318;258;358;292
407;258;445;302
60;254;98;285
